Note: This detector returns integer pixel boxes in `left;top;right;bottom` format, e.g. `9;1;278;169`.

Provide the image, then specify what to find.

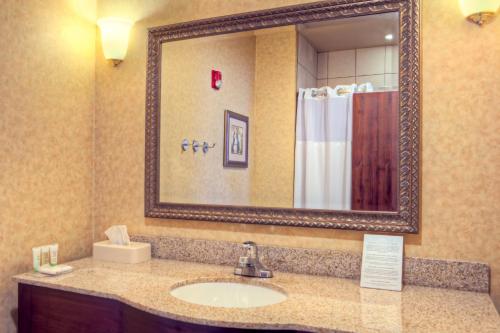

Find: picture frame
223;110;249;168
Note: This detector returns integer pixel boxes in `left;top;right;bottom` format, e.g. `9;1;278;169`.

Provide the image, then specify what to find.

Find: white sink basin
170;281;287;308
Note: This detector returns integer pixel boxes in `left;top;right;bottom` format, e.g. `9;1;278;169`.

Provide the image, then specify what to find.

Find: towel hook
182;139;215;153
181;139;200;152
192;140;200;152
181;139;190;151
202;142;216;153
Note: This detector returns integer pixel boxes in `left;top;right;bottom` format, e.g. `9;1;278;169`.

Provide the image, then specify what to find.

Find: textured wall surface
158;27;297;208
5;0;496;331
0;0;96;331
90;0;498;312
251;28;297;207
160;34;256;205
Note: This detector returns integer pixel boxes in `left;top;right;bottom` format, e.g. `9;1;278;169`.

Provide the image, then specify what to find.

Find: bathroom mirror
145;0;420;233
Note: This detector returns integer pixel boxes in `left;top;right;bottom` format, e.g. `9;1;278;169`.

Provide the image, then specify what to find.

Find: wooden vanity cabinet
19;284;120;333
19;284;308;333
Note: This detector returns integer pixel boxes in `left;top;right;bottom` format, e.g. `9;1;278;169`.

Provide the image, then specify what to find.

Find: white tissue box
92;240;151;264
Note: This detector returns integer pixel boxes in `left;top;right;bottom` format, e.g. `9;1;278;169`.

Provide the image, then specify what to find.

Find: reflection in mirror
159;12;399;212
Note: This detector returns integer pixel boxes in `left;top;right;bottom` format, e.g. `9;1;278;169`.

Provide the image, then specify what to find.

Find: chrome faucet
234;241;273;278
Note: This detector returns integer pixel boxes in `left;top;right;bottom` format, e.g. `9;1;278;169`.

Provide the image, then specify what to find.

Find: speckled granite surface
131;235;490;292
14;258;500;333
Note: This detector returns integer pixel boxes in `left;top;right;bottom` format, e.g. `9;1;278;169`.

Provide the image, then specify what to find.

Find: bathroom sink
170;281;287;308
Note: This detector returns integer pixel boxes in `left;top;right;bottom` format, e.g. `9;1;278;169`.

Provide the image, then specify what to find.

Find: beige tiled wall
317;46;399;89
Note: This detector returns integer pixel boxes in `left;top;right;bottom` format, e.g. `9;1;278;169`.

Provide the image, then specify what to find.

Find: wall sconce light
97;17;133;66
459;0;500;26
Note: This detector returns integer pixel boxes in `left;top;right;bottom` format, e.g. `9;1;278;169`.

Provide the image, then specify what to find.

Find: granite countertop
13;258;500;333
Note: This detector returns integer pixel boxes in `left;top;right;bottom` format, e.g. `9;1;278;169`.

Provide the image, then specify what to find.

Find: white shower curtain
294;87;352;210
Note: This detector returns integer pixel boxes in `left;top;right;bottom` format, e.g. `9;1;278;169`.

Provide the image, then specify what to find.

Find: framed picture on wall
223;110;249;168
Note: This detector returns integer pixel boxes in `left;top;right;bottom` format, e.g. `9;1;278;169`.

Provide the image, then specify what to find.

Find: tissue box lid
93;240;151;264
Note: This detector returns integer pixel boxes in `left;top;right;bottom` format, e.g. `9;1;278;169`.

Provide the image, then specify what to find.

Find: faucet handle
238;256;250;265
243;241;256;248
234;241;273;278
242;241;258;258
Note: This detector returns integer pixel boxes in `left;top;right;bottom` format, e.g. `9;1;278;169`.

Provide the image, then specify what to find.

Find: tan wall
158;28;297;208
251;29;297;207
160;35;256;206
0;0;96;331
94;0;500;311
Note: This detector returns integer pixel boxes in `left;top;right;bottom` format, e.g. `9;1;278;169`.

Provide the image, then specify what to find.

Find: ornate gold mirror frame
145;0;420;233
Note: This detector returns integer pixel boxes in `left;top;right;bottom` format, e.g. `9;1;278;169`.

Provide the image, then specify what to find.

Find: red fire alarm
211;70;222;90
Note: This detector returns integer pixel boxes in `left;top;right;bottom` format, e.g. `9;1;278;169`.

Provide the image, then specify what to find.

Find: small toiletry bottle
32;247;41;272
41;246;50;266
49;244;58;266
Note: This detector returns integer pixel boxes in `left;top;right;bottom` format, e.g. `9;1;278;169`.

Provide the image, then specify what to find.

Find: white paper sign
360;234;404;291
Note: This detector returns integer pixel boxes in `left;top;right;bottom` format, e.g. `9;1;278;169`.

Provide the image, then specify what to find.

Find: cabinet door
19;284;309;333
123;304;305;333
19;284;121;333
352;91;399;211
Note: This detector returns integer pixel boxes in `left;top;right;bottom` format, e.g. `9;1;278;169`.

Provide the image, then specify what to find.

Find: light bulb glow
385;34;394;41
459;0;500;25
459;0;500;17
97;17;133;62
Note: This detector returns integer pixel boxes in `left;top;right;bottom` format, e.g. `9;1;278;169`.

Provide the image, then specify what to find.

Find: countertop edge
13;258;500;333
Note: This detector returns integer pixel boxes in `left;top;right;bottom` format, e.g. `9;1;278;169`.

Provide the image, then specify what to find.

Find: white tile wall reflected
317;78;328;87
297;33;318;90
327;77;356;87
328;50;356;78
316;46;399;90
356;74;385;87
384;73;399;88
356;46;386;76
298;34;317;74
317;52;328;80
385;45;399;74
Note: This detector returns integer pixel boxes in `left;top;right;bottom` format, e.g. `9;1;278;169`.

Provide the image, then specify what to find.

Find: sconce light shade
459;0;500;25
97;17;133;65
